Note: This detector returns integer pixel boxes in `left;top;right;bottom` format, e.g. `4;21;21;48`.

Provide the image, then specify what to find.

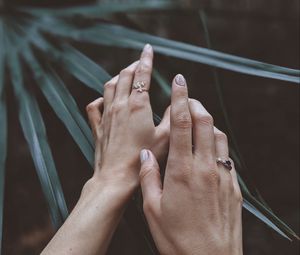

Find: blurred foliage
0;0;299;254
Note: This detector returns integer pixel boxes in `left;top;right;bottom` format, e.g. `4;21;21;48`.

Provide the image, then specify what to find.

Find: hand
85;44;170;202
42;45;171;255
139;74;243;255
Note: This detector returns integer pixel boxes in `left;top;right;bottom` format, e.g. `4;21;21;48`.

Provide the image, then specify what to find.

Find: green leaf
198;10;299;240
19;0;182;17
152;69;171;97
0;18;8;254
7;40;68;227
36;19;300;83
199;9;249;172
21;46;95;166
245;192;299;240
58;44;110;94
198;10;254;196
243;199;290;240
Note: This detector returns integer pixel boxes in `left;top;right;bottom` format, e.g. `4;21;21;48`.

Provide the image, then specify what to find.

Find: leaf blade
21;46;95;166
6;32;68;227
19;0;182;17
0;18;8;255
36;19;299;83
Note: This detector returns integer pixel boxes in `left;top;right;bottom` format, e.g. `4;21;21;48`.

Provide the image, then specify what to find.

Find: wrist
82;171;138;209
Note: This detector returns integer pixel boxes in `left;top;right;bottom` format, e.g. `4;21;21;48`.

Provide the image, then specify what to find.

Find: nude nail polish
175;74;186;86
143;43;152;52
140;149;149;163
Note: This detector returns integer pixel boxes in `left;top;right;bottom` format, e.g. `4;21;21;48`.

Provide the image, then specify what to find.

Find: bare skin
42;44;170;255
42;44;243;255
139;75;243;255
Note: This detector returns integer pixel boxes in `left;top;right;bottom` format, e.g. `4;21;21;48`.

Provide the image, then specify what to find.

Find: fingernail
143;43;152;52
175;74;186;86
140;149;149;163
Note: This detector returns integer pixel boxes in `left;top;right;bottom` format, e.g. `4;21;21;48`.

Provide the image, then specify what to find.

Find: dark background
2;0;299;254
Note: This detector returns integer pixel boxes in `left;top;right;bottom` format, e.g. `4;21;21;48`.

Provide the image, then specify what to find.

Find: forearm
41;176;136;255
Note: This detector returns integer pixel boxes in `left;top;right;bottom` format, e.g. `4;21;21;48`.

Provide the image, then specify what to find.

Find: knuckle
172;112;192;129
195;113;214;126
120;68;134;77
104;81;116;88
190;98;199;104
85;102;96;113
142;50;153;58
167;160;191;184
129;97;146;112
201;169;221;186
215;130;228;143
139;164;159;182
235;190;243;204
143;200;155;216
139;166;152;181
110;101;125;114
170;171;190;185
159;127;170;140
223;171;233;184
136;62;151;75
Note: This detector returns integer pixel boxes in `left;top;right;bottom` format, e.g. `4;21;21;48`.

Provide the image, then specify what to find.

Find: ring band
132;81;147;93
216;158;232;171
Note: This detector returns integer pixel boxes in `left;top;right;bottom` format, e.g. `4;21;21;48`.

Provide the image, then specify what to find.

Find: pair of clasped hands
42;44;243;255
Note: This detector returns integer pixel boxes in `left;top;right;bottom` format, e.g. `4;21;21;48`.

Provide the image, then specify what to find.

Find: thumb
139;149;162;212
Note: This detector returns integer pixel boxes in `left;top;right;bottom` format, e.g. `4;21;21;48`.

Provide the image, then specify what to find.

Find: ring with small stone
216;157;232;171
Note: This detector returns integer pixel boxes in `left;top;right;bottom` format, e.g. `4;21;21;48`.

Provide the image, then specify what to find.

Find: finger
153;106;170;162
155;106;170;139
188;99;215;159
131;44;153;97
230;164;242;199
114;61;140;101
86;97;104;138
214;126;231;172
139;149;162;215
214;127;228;158
103;75;118;109
169;74;192;160
214;127;235;199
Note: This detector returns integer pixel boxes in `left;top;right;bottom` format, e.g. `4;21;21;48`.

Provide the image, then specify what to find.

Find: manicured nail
175;74;186;86
140;149;149;163
143;43;152;52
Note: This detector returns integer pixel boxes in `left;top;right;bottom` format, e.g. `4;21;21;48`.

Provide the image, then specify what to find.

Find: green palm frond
22;47;95;165
28;16;299;83
7;49;68;226
19;0;183;17
0;19;7;254
0;1;299;254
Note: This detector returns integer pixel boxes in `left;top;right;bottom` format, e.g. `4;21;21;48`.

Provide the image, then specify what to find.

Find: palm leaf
152;69;171;97
198;10;298;240
34;18;300;83
198;10;258;198
6;31;68;227
243;199;290;240
0;19;8;254
20;0;182;17
21;46;95;166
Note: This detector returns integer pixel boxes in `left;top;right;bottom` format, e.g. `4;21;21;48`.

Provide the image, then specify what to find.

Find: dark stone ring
216;158;233;171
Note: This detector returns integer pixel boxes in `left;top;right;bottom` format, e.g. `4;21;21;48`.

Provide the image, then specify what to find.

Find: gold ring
132;81;147;93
